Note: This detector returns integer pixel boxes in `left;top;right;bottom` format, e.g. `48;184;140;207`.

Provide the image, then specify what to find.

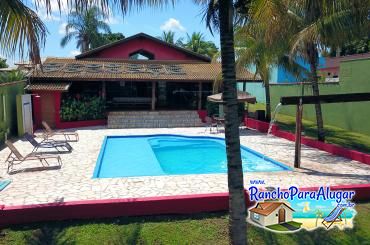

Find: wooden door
278;208;286;223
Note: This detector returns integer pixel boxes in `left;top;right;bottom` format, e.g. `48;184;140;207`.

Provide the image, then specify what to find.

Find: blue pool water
93;135;291;178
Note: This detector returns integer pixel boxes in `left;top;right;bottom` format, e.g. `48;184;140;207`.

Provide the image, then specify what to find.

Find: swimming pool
93;135;291;178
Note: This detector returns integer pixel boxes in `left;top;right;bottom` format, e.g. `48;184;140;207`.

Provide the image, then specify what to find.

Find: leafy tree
251;0;370;141
0;58;8;69
93;32;125;48
61;6;111;52
327;37;370;57
177;32;219;58
0;70;25;83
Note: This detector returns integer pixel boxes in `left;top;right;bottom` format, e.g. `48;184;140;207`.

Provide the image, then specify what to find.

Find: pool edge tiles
93;134;292;178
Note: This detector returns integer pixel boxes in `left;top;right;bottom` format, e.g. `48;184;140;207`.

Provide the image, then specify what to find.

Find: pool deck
1;127;370;207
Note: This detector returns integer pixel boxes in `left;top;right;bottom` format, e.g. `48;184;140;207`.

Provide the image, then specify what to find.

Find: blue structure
238;57;326;103
270;56;326;83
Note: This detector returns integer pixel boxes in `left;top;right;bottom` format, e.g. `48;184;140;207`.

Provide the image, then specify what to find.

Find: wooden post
243;82;246;92
151;81;156;111
198;82;202;110
102;81;106;99
294;100;303;168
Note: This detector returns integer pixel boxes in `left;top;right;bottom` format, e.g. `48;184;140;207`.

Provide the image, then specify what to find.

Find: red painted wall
92;37;200;61
244;116;370;165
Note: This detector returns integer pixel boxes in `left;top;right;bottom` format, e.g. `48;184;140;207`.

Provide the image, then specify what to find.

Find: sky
3;0;220;66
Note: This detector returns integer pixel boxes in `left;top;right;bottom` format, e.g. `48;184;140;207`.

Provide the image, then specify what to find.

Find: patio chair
42;121;79;142
322;205;346;229
24;133;72;153
0;178;11;192
4;140;62;173
204;116;218;133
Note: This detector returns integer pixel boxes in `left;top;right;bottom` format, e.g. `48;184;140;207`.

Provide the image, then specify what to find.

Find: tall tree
252;0;370;141
178;32;219;58
327;37;370;57
61;6;111;52
158;31;176;44
94;32;125;48
0;0;47;64
234;26;306;121
0;1;175;64
195;0;253;243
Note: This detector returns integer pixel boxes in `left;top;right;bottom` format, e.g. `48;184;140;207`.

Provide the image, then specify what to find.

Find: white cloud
160;18;186;32
58;23;67;35
103;15;121;25
69;50;81;56
59;23;76;36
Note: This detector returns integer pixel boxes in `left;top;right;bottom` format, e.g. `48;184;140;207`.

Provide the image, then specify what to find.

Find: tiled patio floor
1;127;370;206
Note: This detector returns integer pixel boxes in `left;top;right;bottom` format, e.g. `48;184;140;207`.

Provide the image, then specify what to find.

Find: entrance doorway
278;208;286;223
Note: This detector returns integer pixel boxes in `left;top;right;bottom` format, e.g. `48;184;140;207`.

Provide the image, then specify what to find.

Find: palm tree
251;0;369;141
178;32;219;58
1;0;173;64
234;26;306;121
158;31;176;44
0;0;47;64
61;6;111;52
194;0;253;243
315;209;324;227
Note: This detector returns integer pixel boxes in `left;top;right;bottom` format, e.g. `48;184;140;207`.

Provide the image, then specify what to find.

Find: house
27;33;258;129
318;52;370;82
249;201;295;227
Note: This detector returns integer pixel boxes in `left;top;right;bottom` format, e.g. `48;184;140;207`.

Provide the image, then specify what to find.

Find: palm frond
0;0;47;64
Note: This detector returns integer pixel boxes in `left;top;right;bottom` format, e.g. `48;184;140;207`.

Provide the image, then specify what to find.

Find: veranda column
102;81;106;99
151;81;156;110
198;82;202;110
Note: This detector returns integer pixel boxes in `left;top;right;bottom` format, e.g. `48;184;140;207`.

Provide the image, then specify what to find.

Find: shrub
0;71;25;83
60;95;106;122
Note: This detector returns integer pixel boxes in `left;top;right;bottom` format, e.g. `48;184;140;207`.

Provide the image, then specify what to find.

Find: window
253;213;260;220
129;49;155;60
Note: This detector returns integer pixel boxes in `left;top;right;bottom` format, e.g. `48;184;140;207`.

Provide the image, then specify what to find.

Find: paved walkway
1;126;370;206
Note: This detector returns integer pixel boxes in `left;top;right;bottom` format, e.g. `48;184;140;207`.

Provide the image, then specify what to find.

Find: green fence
0;81;25;145
270;58;370;136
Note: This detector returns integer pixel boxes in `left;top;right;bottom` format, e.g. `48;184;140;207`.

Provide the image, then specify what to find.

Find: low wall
56;119;107;129
1;184;370;227
244;117;370;165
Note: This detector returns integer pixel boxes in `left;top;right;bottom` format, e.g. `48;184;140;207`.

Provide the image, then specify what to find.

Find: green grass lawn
266;224;291;232
247;103;370;153
266;221;302;232
1;202;370;244
288;221;303;229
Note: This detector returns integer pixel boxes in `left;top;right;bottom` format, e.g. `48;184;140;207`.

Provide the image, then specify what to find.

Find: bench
108;97;152;106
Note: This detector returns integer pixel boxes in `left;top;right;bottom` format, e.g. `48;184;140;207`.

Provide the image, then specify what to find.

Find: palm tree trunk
308;43;325;141
219;0;247;244
264;80;271;122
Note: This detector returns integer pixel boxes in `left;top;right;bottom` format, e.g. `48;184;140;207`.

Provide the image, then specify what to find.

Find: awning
207;91;256;104
25;82;71;92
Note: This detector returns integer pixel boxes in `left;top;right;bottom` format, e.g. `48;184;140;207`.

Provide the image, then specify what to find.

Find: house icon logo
249;201;301;231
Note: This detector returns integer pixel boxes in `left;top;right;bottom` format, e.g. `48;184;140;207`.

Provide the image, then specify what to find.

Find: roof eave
75;33;211;62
